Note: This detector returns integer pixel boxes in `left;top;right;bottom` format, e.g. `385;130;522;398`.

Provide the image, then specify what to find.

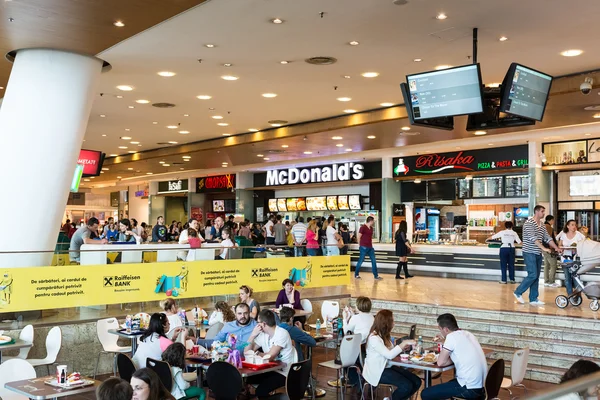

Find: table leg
131;338;137;355
425;370;432;388
0;351;3;364
339;369;344;400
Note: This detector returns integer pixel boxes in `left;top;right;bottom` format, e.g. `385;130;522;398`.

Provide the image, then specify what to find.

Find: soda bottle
316;319;321;331
417;336;424;355
337;317;344;336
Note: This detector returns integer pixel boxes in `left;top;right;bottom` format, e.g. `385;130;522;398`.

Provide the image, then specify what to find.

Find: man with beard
210;216;225;241
197;303;256;348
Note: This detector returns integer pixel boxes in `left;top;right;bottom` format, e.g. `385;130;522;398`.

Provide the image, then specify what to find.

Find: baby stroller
555;239;600;311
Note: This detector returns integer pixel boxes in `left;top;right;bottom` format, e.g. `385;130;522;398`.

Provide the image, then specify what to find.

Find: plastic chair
26;326;61;375
486;358;506;400
94;318;133;378
147;357;173;391
362;382;394;400
207;361;243;400
321;300;340;322
0;359;37;400
205;322;223;340
117;353;136;382
1;325;34;361
317;334;363;399
300;299;313;313
501;347;529;397
267;359;312;400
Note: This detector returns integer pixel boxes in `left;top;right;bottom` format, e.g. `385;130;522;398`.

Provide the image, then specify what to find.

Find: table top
186;358;285;377
272;308;312;317
107;328;144;338
4;376;100;400
390;347;494;372
308;330;340;345
0;338;33;352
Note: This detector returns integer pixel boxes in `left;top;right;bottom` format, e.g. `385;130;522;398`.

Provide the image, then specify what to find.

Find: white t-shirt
343;312;374;343
253;326;295;375
491;229;521;248
326;226;338;245
219;238;234;259
442;330;487;389
264;220;275;238
556;231;585;260
166;313;183;335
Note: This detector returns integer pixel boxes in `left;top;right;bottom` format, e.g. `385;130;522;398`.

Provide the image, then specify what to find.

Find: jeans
266;237;275;245
420;378;485;400
515;252;543;302
564;263;575;295
543;251;558;283
294;246;305;257
378;366;421;400
499;247;515;282
306;248;318;256
355;246;379;277
246;371;286;398
328;246;340;256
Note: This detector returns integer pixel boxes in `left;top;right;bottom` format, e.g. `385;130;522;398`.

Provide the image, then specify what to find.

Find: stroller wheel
590;300;599;312
570;295;583;307
555;295;569;309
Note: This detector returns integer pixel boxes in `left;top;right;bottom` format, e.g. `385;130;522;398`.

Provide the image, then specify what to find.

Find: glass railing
524;370;600;399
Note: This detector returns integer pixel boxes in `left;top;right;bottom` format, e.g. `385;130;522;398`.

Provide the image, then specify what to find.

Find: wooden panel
0;0;207;88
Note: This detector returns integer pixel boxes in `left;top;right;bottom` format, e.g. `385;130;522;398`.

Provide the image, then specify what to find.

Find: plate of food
411;352;438;364
0;335;13;344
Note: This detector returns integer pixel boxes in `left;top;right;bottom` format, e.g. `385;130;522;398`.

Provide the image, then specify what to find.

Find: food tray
44;379;95;389
242;361;280;370
117;328;144;335
0;335;15;345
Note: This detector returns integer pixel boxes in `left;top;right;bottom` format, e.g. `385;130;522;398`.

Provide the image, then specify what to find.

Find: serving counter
79;242;222;265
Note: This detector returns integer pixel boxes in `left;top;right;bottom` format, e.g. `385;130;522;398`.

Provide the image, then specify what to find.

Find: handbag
337;238;345;249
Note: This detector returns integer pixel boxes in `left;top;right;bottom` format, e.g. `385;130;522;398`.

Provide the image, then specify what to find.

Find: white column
0;49;105;267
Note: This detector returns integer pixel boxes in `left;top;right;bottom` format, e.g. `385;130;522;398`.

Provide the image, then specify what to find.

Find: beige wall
557;170;600;202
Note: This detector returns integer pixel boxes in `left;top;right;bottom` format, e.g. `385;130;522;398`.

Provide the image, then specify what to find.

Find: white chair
205;322;224;340
94;318;133;378
1;325;34;361
321;300;340;322
300;299;313;313
316;334;363;399
0;359;37;400
501;347;529;398
26;326;61;375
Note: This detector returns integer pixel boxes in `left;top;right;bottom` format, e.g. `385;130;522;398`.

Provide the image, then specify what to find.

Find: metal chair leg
113;353;118;376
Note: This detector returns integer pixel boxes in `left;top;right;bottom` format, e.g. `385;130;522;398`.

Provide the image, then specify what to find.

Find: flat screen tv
400;82;454;130
212;200;225;212
466;86;536;131
406;64;484;120
500;63;553;122
78;149;106;177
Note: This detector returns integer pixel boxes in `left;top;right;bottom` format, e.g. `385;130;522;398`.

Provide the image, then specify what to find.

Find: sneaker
530;300;546;306
550;283;561;288
354;275;361;279
509;280;517;284
374;276;383;280
499;281;507;284
513;293;525;304
544;283;551;287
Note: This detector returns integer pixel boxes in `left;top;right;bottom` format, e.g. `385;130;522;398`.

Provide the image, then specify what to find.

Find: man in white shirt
263;215;276;245
489;221;521;284
326;215;342;256
421;313;487;400
245;309;296;398
291;216;307;257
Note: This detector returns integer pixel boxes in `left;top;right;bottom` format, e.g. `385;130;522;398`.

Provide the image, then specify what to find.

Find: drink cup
400;354;409;361
192;345;199;355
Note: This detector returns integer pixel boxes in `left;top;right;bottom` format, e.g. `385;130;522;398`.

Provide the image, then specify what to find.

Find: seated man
245;309;296;398
278;307;316;361
197;303;256;350
421;313;487;400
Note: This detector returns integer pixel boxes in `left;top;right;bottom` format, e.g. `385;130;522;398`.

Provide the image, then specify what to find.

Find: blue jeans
355;246;378;277
378;366;421;400
294;246;305;257
328;246;340;256
564;263;574;295
515;252;542;302
421;378;485;400
306;248;318;256
499;247;515;282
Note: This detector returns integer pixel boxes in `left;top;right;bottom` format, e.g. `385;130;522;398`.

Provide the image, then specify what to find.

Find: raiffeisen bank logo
266;162;364;186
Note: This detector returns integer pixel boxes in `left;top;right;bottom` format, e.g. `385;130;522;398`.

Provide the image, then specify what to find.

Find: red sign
191;207;203;223
78;149;105;177
196;174;236;193
415;152;475;169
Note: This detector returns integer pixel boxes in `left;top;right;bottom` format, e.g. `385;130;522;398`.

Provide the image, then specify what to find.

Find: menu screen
457;179;471;199
306;197;327;211
472;177;503;198
338;195;350;210
501;64;552;121
326;196;338;211
212;200;225;212
286;198;298;211
570;175;600;197
296;197;307;211
277;199;287;212
268;199;278;212
505;175;529;198
349;195;361;210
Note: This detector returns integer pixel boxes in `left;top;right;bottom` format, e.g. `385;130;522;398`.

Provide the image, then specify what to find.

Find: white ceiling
87;0;600;157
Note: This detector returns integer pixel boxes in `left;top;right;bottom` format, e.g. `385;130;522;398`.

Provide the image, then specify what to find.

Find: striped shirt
522;217;552;255
291;223;307;244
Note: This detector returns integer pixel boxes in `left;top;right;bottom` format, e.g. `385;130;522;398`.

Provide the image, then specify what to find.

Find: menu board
349;195;361;210
505;175;529;198
296;197;307;211
472;177;503;198
268;199;278;212
306;197;327;211
326;196;338;211
277;199;287;212
457;179;471;199
338;195;349;210
286;198;298;211
570;175;600;197
212;200;225;212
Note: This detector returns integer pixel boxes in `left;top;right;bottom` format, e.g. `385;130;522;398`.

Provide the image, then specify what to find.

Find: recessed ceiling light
343;75;351;79
197;95;212;100
102;168;109;171
222;133;232;136
221;75;239;81
205;44;216;48
212;115;223;119
474;130;487;135
401;127;411;131
157;71;176;77
163;164;170;167
361;72;379;78
271;123;282;127
152;121;158;124
367;135;376;139
271;18;283;24
182;155;191;159
345;148;352;152
332;136;343;140
262;93;277;98
222;162;228;165
223;63;233;67
344;109;357;113
166;125;178;129
180;168;185;170
127;168;133;170
337;97;352;102
257;154;264;157
593;114;600;119
138;144;142;147
348;41;359;46
128;151;137;154
168;141;178;144
116;85;133;91
263;157;270;161
110;154;118;157
585;133;592;136
498;36;508;42
146;172;153;175
125;128;130;131
380;102;394;107
281;145;289;148
119;146;128;149
561;49;583;57
83;179;90;182
487;83;501;88
179;130;190;134
100;171;104;174
280;61;289;64
100;114;106;118
159;161;165;164
183;114;189;117
128;105;135;109
303;151;312;155
435;65;452;70
336;144;344;147
217;123;229;126
184;159;190;162
130;141;140;144
413;58;422;62
121;136;132;140
102;134;107;137
113;20;125;27
117;176;122;178
135;99;150;104
0;87;4;90
436;13;447;20
488;143;494;146
248;128;259;132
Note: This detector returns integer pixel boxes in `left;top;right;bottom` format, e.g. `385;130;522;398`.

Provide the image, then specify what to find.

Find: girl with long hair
132;313;183;368
557;220;586;295
131;368;176;400
394;220;413;279
162;343;205;400
239;285;260;319
208;301;236;326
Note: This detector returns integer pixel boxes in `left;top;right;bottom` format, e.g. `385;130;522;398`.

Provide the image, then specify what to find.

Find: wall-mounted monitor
212;200;225;212
306;197;327;211
268;199;278;212
349;195;361;210
277;199;287;212
326;196;338;211
400;82;454;130
500;63;552;122
286;198;298;211
337;195;350;210
296;197;307;211
78;149;106;177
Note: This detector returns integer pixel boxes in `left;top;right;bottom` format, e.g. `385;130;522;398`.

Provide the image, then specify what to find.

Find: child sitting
162;342;205;400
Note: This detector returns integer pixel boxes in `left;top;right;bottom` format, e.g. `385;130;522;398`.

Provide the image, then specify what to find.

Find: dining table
107;328;143;355
0;338;33;364
185;357;286;388
3;375;100;400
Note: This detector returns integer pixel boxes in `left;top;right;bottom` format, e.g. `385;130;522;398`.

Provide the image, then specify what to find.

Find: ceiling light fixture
361;72;379;78
280;61;289;64
130;141;140;144
367;135;376;139
179;130;190;134
121;136;132;140
116;95;123;99
222;133;231;136
157;71;176;77
344;109;357;113
223;63;233;67
336;144;343;147
413;58;422;62
102;134;107;137
380;102;394;107
113;20;125;27
271;123;282;127
262;93;277;98
271;18;283;24
168;141;178;144
212;115;223;119
337;97;352;102
593;113;600;119
152;121;158;124
128;151;137;154
436;13;447;20
222;162;228;165
128;105;135;109
345;148;352;152
197;95;212;100
163;164;170;167
343;75;351;79
117;176;122;178
498;36;508;42
263;157;270;161
146;172;153;175
205;44;215;48
116;85;133;91
435;65;452;70
474;130;487;135
348;41;359;46
401;127;411;131
257;154;264;157
166;125;178;129
221;75;239;81
332;136;343;140
118;146;128;149
182;155;191;159
110;154;118;157
135;99;150;104
217;122;229;126
183;114;189;117
487;83;501;88
561;49;583;57
100;114;106;118
248;129;259;132
159;161;165;164
303;151;312;155
281;145;289;148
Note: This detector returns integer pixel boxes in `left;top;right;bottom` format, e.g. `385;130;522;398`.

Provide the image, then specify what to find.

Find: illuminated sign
78;149;105;177
158;179;189;194
196;174;236;193
266;163;364;186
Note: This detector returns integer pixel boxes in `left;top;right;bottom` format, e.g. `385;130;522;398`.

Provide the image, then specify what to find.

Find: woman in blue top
117;219;140;243
102;222;119;241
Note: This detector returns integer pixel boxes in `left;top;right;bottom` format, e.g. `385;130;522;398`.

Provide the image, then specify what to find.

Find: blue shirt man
278;307;316;361
198;303;256;350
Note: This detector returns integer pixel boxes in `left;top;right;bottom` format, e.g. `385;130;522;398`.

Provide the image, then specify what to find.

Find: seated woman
132;313;184;369
96;377;132;400
208;301;235;326
275;278;305;326
555;359;600;400
215;228;235;260
363;310;420;400
131;368;176;400
162;343;206;400
160;298;183;336
239;285;260;319
116;218;140;243
102;222;119;242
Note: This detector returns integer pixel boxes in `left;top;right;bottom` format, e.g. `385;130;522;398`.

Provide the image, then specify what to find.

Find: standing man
355;216;382;280
274;215;287;246
263;215;276;245
69;217;108;263
291;217;307;257
514;205;561;305
151;216;168;242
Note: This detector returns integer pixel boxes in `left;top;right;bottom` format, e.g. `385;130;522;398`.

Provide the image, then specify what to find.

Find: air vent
305;56;337;66
152;102;176;108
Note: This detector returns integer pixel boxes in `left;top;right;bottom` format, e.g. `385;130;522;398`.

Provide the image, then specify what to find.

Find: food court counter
79;242;223;265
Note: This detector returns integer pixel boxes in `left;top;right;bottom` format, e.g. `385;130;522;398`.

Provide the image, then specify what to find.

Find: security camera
581;77;594;95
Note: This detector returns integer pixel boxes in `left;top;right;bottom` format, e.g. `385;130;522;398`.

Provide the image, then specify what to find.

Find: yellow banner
0;256;350;312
